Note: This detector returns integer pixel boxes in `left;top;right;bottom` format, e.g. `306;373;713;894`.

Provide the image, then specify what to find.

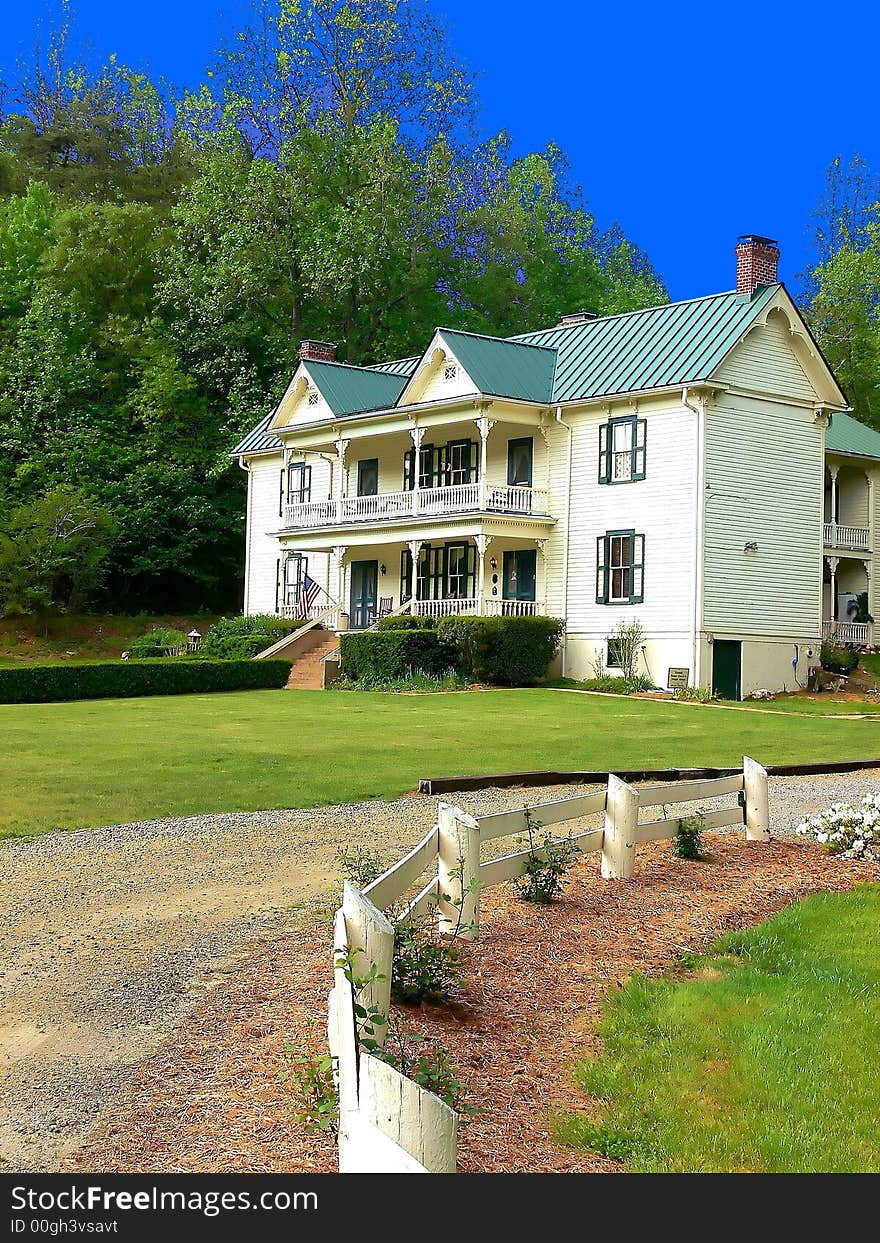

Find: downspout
681;388;705;688
238;456;252;614
555;405;574;677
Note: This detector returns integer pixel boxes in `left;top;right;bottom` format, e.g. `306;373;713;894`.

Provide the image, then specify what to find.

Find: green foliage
336;844;387;889
378;1015;475;1115
671;811;705;860
0;657;292;703
436;615;564;686
513;810;579;904
604;618;646;682
337;669;467;692
126;627;188;658
334;944;388;1053
201;613;301;659
820;641;860;674
375;614;438;630
339;629;449;681
847;591;874;624
671;685;717;703
391;914;464;1004
0;488;117;618
571;674;654;694
282;1052;338;1136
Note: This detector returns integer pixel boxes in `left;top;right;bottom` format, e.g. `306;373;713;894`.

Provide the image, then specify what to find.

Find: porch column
409;425;425;517
475;415;496;511
536;539;548;613
407;539;423;614
335;437;349;523
335;544;348;628
829;463;839;544
475;534;492;614
828;555;839;635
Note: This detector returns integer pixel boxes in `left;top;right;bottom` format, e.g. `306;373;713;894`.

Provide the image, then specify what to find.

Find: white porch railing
824;522;870;551
284;484;549;530
822;620;870;646
484;598;544;617
414;597;479;618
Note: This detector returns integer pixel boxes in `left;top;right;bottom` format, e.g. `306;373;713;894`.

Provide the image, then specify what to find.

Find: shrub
337;845;387;888
336;669;466;692
282;1052;338;1136
436;615;564;686
513;811;579;903
202;614;302;660
126;627;188;659
795;794;880;862
375;614;437;631
392;914;465;1004
576;675;654;694
0;659;292;703
605;618;646;682
672;811;705;860
339;629;449;681
820;640;859;675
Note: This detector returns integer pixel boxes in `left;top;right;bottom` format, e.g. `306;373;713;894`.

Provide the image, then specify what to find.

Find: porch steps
285;631;342;690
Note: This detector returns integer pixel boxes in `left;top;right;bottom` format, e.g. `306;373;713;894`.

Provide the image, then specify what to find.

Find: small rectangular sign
667;666;690;689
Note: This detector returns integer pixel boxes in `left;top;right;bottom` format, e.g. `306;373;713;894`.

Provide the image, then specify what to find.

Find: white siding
245;454;284;615
563;399;698;674
400;344;478;405
716;310;816;402
702;394;824;638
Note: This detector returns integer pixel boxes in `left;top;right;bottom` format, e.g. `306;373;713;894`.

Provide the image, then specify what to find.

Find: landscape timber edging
417;758;880;797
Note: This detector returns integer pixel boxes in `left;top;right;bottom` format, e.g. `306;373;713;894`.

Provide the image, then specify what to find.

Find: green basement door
711;639;742;701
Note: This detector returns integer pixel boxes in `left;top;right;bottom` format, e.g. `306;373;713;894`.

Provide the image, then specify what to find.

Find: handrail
254;601;339;660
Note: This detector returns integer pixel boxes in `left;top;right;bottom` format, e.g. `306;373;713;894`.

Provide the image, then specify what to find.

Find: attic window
307;390;319;406
443;363;457;383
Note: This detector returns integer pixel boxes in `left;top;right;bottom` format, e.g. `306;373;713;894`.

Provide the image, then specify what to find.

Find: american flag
298;573;321;617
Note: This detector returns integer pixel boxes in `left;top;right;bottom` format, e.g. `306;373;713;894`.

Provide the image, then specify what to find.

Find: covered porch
823;553;873;646
332;534;549;630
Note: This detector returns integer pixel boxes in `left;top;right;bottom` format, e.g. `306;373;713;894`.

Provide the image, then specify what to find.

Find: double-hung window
444;439;477;487
596;530;644;604
599;415;646;484
287;462;311;503
403;443;435;490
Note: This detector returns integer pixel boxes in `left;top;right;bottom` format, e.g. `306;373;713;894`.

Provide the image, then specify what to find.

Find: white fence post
743;755;770;841
437;803;481;939
601;773;639;879
342;881;394;1051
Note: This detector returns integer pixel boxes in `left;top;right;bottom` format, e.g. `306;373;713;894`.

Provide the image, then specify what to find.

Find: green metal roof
437;328;557;404
302;359;408;416
826;410;880;461
368;356;419;377
231;411;281;456
516;286;780;401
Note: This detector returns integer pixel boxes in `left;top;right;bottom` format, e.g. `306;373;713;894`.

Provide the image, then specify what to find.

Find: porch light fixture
744;541;758;553
380;564;387;575
489;557;497;571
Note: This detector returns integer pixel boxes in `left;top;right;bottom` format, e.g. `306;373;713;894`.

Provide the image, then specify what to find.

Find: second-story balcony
824;522;870;552
283;483;550;531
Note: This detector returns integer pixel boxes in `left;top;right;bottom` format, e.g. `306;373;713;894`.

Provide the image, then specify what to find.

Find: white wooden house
234;236;858;698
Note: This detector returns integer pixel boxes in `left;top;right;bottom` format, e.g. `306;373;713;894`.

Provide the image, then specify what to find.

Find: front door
502;549;537;601
350;560;378;629
712;639;742;701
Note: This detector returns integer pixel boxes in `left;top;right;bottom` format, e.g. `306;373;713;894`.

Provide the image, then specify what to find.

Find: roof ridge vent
557;311;598;327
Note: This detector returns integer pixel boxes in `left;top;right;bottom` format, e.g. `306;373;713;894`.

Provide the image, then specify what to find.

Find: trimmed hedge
341;615;565;686
437;615;564;686
375;614;438;631
0;659;293;704
340;630;450;681
202;614;303;660
127;627;189;659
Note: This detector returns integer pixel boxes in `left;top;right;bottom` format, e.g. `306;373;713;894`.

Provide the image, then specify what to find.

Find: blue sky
3;0;878;301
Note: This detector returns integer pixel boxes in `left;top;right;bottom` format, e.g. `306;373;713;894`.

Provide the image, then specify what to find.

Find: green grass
556;885;880;1172
725;695;880;715
1;687;879;839
0;613;221;666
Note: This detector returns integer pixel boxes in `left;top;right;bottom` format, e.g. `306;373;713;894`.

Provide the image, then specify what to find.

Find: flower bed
795;794;880;862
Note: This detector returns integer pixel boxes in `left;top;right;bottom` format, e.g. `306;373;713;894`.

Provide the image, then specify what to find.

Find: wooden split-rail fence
328;756;770;1173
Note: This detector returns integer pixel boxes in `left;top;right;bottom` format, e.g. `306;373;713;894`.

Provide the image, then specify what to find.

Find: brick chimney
735;235;780;296
298;340;337;362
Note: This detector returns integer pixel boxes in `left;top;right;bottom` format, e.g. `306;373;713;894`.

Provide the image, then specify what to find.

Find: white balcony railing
824;522;870;551
822;620;870;646
284;484;549;530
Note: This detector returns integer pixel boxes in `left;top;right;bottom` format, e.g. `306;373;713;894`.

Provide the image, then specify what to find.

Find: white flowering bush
795;794;880;862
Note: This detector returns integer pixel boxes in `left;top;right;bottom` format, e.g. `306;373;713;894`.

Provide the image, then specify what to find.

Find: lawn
1;687;879;839
0;613;221;666
556;885;880;1172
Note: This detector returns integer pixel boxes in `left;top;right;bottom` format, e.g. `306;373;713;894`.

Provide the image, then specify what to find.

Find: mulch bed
70;836;879;1174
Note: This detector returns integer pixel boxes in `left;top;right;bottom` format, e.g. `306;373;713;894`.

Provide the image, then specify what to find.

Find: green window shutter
274;557;280;612
598;423;610;484
630;534;645;603
633;419;647;481
403;448;415;490
469;440;478;482
278;468;285;517
596;535;608;603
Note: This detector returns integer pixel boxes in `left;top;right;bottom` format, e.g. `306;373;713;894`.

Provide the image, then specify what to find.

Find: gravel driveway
2;769;877;1171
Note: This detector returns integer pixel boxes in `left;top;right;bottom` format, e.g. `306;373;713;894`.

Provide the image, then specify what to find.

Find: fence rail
327;756;769;1173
